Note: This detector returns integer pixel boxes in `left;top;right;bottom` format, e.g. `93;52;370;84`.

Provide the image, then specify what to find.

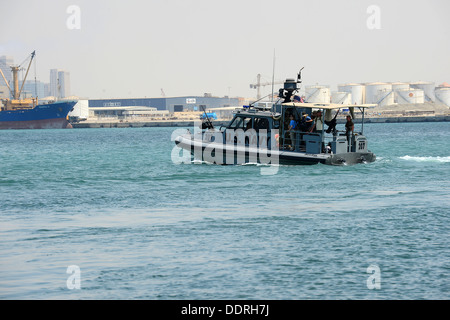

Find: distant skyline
50;69;71;98
1;0;449;99
0;55;71;99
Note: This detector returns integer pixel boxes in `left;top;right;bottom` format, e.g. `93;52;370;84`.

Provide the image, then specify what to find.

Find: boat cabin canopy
227;108;275;131
280;101;376;132
281;102;377;110
227;102;376;132
281;102;376;119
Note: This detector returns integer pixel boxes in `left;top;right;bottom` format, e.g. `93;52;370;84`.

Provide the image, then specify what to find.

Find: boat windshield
253;117;270;130
228;116;252;130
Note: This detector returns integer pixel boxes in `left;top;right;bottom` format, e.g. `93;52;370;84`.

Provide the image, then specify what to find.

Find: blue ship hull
0;101;76;129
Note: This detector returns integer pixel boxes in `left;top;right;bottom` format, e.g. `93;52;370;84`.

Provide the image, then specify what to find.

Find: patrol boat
174;71;376;166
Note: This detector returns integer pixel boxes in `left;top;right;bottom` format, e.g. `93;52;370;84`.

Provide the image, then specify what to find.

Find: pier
72;119;229;128
71;115;450;129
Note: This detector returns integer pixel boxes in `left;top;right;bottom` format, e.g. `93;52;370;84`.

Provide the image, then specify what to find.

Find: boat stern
326;151;376;165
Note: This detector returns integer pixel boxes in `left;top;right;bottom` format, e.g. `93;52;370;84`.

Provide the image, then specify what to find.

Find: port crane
250;73;284;100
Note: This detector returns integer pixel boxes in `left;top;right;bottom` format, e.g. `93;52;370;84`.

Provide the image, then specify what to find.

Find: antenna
271;49;276;102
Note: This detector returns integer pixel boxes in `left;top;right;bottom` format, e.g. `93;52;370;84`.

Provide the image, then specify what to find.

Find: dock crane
250;74;284;100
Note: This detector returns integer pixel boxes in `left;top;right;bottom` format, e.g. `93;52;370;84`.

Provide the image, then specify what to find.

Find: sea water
0;122;448;299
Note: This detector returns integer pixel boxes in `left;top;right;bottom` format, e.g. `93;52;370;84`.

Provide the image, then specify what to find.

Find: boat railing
281;130;325;154
281;129;365;154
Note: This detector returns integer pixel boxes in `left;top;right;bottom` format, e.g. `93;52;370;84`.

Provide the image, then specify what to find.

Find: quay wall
72;115;450;128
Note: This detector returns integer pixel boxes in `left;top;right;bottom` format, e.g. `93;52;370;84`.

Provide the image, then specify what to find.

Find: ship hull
0;117;72;129
0;101;76;130
175;134;376;166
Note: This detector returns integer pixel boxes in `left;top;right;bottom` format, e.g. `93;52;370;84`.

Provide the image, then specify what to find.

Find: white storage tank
391;82;410;103
378;91;395;107
396;89;425;104
331;91;352;104
391;82;410;91
365;82;393;104
410;81;435;102
435;87;450;106
337;83;365;104
305;85;330;103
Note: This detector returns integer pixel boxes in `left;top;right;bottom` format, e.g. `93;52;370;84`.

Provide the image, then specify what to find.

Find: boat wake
399;155;450;163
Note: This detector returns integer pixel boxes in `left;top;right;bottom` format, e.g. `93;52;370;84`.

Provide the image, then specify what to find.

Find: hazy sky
1;0;449;99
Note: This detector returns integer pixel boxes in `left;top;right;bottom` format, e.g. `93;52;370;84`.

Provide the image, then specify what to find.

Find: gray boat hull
174;135;376;166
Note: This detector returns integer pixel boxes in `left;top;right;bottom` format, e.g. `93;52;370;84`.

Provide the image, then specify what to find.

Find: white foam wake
399;155;450;163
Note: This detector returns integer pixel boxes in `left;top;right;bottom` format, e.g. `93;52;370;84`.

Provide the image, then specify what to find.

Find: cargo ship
0;51;76;129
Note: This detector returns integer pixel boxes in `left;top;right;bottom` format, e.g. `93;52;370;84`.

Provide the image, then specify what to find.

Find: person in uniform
345;115;354;146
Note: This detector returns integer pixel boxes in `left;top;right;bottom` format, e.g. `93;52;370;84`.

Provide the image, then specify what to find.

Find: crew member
288;114;297;150
345;115;354;146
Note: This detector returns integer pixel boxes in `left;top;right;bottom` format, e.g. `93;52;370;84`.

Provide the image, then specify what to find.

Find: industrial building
65;95;246;123
65;80;449;125
88;95;242;112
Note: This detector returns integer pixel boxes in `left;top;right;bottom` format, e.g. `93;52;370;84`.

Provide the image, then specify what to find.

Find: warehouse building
88;95;242;112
